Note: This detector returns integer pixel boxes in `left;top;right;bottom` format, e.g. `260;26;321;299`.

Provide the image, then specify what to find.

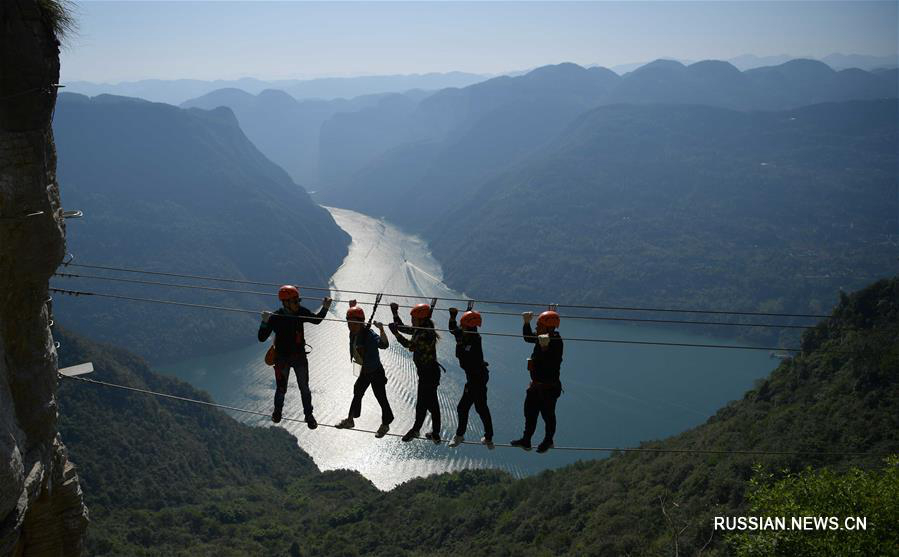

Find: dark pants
349;365;394;424
274;355;312;419
522;384;561;443
456;374;493;439
411;363;441;435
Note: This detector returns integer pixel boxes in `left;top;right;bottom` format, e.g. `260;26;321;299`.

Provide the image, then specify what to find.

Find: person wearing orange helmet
447;307;494;449
259;285;332;426
388;301;442;444
335;301;394;438
511;309;563;453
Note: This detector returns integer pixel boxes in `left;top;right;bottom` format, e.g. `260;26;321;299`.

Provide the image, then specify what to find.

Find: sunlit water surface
160;208;774;490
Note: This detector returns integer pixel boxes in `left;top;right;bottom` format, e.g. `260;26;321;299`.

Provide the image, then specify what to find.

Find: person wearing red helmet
388;301;442;444
335;301;394;438
511;309;563;453
447;307;494;449
259;285;332;426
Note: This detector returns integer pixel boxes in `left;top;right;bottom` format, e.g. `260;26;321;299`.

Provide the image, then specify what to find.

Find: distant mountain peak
780;58;835;71
638;59;687;72
525;62;589;79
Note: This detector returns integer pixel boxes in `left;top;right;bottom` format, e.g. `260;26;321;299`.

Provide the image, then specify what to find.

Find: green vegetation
431;100;897;346
729;458;899;556
37;0;77;42
57;278;898;555
57;328;379;556
314;62;895;346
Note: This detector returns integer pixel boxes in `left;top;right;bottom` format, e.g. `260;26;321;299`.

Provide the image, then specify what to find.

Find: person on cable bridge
388;301;442;444
335;301;394;438
511;309;563;454
258;285;332;427
447;307;494;450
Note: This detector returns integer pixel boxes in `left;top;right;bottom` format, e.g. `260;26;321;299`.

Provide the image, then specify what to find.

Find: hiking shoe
425;432;442;445
401;429;419;442
375;422;390;438
448;435;464;448
335;417;355;429
271;410;282;424
306;416;318;430
536;440;554;454
481;436;495;450
510;438;532;451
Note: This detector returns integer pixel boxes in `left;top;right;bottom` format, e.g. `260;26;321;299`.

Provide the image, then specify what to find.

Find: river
159;207;775;490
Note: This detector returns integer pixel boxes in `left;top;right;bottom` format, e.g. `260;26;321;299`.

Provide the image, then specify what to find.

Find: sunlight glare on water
160;207;775;490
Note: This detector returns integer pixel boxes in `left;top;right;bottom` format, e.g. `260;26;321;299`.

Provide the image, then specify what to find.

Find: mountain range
317;58;896;204
52;93;350;363
425;99;897;336
181;88;431;187
612;52;899;74
304;62;897;339
63;71;490;106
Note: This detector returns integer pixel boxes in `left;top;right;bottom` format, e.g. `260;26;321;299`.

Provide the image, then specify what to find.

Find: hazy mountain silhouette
65;72;490;106
613;53;899;73
53;93;349;362
181;88;426;185
318;63;620;221
318;59;895;229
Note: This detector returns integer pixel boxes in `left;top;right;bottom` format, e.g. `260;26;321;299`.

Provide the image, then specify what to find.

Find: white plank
59;362;93;377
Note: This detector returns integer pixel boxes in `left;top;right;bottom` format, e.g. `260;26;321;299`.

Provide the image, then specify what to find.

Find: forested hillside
317;59;895;218
52;93;350;363
429;100;898;342
58;278;898;555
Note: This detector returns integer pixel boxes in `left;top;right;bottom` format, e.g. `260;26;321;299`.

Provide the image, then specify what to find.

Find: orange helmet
460;310;482;328
537;310;560;329
346;301;365;322
410;303;431;320
278;285;300;301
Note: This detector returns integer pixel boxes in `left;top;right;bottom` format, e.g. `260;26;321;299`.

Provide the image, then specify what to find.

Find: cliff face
1;1;88;554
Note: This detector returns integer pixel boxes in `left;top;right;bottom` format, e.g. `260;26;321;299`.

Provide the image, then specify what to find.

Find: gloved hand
323;296;333;308
448;307;458;319
261;311;272;324
390;302;399;314
522;311;533;323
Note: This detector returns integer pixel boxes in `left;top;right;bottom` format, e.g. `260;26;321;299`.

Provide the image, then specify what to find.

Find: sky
60;1;899;82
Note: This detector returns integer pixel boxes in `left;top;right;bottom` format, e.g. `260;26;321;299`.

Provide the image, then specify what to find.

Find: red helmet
460;310;482;328
346;300;365;322
410;303;431;320
278;285;300;301
537;310;560;329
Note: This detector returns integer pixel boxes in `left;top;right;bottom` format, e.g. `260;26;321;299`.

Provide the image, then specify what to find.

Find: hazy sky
61;1;899;82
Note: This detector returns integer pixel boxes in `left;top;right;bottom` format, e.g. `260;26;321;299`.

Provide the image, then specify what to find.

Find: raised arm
374;322;389;349
447;307;464;342
388;322;411;349
258;311;273;342
304;297;333;325
522;312;537;343
390;302;416;334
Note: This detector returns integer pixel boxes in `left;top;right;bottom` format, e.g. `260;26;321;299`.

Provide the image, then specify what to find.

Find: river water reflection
159;208;775;490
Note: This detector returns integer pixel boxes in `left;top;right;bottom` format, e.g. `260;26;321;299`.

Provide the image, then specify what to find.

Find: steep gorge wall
1;1;88;554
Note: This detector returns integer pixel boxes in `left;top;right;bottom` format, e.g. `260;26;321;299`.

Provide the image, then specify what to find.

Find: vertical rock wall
1;1;88;554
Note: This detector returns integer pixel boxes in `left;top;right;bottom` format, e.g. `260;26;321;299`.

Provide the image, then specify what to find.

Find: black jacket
448;318;488;381
258;304;327;357
523;323;563;385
